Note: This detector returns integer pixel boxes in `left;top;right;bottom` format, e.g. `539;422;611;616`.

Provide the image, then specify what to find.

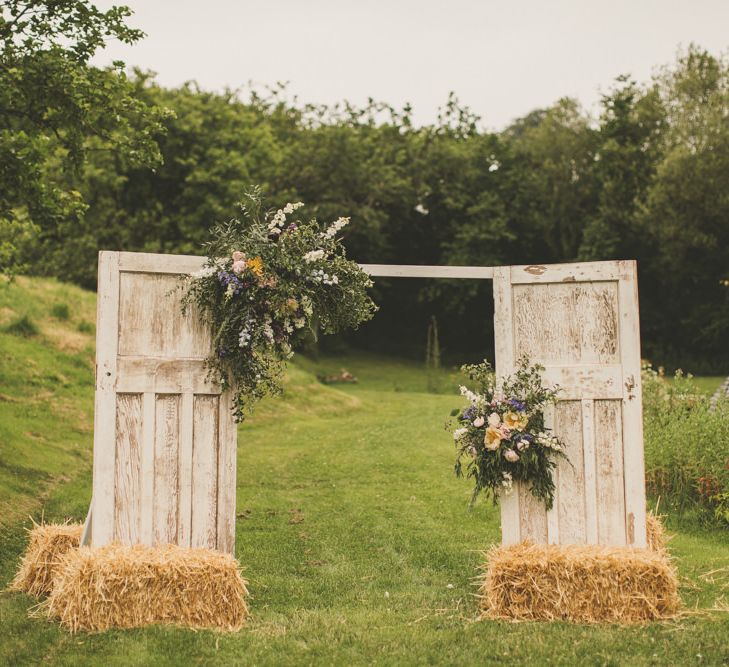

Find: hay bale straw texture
479;542;680;624
10;522;83;597
41;543;250;632
646;513;669;553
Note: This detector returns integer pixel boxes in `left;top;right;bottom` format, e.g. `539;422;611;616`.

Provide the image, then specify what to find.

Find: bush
643;364;729;526
77;320;94;334
51;303;70;320
4;315;39;337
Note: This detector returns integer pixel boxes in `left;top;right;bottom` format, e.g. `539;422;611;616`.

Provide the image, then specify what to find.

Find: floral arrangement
182;188;377;421
450;358;567;510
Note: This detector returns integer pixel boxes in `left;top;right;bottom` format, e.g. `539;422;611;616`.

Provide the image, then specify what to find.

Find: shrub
4;315;39;337
643;364;729;526
77;320;94;334
51;303;70;320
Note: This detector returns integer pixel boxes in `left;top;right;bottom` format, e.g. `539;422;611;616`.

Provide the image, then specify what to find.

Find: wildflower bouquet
450;358;567;510
182;188;377;421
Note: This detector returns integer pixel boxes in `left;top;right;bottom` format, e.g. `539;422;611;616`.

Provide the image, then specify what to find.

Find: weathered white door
90;251;237;553
493;260;646;548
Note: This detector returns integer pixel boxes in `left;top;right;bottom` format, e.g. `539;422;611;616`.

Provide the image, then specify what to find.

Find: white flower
225;284;235;299
190;266;216;280
487;412;501;427
516;438;530;451
294;317;306;329
303;249;326;263
321;216;350;240
473;416;485;427
501;472;514;495
459;385;479;403
301;295;313;316
267;209;287;233
536;432;562;451
283;201;304;214
453;427;468;441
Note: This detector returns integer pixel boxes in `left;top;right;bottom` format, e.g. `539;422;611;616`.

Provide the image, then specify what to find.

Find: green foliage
0;0;170;277
451;359;566;510
643;364;729;526
76;319;93;333
4;314;39;337
50;302;69;320
182;189;377;420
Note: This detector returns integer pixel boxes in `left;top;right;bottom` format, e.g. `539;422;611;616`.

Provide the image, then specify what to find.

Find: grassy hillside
1;278;728;666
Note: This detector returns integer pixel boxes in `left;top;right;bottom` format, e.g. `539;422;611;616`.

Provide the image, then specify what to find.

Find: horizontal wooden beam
113;252;497;280
359;264;494;279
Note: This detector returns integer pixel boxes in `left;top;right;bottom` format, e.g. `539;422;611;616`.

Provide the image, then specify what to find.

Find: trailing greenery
451;359;566;510
181;189;377;420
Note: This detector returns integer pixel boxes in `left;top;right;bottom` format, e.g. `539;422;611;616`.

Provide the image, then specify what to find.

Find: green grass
1;278;728;666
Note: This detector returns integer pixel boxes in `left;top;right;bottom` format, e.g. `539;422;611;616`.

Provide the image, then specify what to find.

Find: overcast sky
94;0;729;130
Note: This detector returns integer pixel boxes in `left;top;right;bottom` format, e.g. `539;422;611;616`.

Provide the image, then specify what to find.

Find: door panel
494;261;646;548
91;251;237;553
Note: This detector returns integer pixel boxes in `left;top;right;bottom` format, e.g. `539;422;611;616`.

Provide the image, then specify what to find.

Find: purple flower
462;405;477;422
508;398;526;412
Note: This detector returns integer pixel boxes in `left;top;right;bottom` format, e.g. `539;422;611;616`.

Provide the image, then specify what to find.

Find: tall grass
643;365;729;525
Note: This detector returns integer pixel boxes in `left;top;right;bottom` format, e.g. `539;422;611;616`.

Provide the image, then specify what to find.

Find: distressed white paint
87;252;646;554
89;251;237;554
493;260;647;548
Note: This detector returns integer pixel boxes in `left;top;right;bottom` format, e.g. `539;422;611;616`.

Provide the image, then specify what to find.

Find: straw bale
10;522;83;597
40;543;250;632
478;542;679;624
646;513;668;553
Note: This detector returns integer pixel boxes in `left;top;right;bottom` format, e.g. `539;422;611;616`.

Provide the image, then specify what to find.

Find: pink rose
473;416;485;427
232;259;246;274
232;251;245;261
516;438;530;451
503;449;520;462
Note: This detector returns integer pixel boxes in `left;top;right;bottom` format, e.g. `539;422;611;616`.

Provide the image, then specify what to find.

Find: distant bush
4;315;39;337
643;365;729;526
77;320;94;334
51;303;70;320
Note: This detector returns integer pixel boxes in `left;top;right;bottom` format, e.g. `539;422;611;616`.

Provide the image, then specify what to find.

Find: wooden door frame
86;253;645;549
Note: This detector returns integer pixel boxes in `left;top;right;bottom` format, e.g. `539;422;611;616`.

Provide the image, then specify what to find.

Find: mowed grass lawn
1;278;728;666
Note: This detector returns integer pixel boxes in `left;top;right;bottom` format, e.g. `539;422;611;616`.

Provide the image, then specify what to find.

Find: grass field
1;278;728;666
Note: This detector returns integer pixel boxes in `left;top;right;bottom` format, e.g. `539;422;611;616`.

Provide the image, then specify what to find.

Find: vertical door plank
554;401;586;544
618;260;647;547
139;391;156;545
519;484;548;542
114;394;142;543
91;251;120;546
494;266;521;544
544;403;560;544
595;400;627;545
216;392;237;554
582;398;599;544
177;391;194;548
153;394;180;545
191;395;219;549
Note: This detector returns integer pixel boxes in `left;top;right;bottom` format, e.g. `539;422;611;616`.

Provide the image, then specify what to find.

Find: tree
639;47;729;367
0;0;168;276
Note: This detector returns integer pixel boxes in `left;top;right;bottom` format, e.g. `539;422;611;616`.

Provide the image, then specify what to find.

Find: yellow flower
503;411;528;431
286;297;299;312
484;426;503;451
248;256;264;277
